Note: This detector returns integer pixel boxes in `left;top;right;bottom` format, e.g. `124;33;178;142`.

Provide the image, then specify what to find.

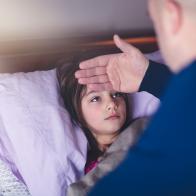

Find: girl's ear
165;0;183;35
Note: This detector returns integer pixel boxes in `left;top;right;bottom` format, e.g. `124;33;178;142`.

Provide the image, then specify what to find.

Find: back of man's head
177;0;196;15
149;0;196;72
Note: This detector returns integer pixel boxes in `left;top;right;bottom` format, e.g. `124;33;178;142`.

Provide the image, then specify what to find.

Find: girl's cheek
89;108;99;116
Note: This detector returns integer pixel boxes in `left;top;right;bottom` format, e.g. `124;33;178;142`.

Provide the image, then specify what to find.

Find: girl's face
81;88;127;144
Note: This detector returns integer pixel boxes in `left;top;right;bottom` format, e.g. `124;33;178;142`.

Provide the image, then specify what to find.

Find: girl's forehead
84;88;117;96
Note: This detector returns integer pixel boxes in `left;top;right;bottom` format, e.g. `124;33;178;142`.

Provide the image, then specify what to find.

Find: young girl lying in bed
56;55;149;195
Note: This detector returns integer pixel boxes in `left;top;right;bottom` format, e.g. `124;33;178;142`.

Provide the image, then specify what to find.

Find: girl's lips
105;115;120;120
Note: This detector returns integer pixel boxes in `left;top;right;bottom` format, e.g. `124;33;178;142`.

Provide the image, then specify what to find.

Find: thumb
114;34;135;53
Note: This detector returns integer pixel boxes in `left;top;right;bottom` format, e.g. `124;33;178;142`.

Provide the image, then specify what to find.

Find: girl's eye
112;92;123;99
90;96;100;102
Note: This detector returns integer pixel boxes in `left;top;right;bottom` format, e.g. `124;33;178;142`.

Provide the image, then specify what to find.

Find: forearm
139;60;173;99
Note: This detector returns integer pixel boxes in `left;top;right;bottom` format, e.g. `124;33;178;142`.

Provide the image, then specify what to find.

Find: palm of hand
107;50;147;93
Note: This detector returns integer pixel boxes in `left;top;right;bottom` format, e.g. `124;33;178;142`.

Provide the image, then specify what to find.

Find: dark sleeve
139;60;173;99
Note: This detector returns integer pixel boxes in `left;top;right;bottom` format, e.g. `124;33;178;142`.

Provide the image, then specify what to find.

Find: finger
114;34;136;53
75;67;106;78
87;82;114;92
78;74;109;84
79;54;112;69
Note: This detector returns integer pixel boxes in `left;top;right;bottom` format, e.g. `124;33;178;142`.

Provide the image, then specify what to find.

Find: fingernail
79;63;84;69
75;72;79;78
78;79;84;84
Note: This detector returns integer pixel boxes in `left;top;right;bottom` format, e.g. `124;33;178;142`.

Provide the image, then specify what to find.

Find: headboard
0;34;158;73
0;0;158;73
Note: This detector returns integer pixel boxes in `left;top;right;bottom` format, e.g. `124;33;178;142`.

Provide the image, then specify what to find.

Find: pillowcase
0;51;161;196
145;50;165;64
0;69;87;196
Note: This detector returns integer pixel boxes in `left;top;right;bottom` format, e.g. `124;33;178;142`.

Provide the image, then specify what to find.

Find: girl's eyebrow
86;90;97;96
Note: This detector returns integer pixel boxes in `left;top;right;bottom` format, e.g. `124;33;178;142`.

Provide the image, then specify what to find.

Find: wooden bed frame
0;35;158;73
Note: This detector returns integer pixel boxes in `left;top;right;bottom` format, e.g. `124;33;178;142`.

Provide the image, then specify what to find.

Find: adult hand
75;35;149;93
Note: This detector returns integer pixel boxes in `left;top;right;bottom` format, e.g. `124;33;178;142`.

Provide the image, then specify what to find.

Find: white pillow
145;50;165;64
0;51;161;196
0;69;87;196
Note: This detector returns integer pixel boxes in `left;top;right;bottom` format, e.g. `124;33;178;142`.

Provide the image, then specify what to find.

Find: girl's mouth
105;115;120;120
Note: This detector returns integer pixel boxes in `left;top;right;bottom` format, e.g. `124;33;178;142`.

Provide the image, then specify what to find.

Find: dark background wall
0;0;153;40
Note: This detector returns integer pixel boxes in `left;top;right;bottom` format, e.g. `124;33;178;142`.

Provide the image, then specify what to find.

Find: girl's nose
107;100;118;111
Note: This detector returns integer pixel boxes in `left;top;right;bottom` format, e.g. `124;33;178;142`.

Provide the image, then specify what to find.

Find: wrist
137;58;150;91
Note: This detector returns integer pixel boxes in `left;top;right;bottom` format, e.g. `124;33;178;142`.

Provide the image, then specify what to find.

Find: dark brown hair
56;53;132;163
